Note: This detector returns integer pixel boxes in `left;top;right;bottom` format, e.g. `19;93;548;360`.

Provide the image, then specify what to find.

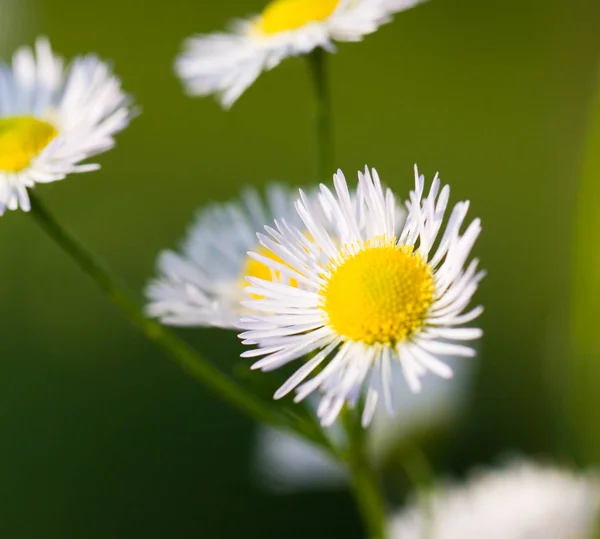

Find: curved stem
307;47;335;182
27;192;331;452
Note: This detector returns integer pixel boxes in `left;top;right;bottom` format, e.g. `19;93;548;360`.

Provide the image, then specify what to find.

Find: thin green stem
568;62;600;464
402;444;436;539
307;47;335;182
28;192;331;452
343;410;389;539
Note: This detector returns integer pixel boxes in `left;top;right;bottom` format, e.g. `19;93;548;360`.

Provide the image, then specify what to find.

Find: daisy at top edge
239;165;484;427
389;460;600;539
175;0;426;108
145;184;325;329
0;37;133;214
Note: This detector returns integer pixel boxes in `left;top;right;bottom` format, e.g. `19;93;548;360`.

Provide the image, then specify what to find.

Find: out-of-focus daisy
390;460;600;539
0;37;132;214
146;185;306;329
254;354;475;492
240;165;484;427
176;0;426;108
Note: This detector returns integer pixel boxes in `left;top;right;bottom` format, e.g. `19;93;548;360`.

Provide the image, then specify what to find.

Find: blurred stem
307;47;334;182
568;63;600;463
27;192;332;453
402;444;435;539
343;410;389;539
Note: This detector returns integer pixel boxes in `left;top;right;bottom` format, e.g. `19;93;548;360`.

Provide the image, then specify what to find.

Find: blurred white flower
254;354;474;492
390;460;600;539
0;37;132;214
175;0;426;108
240;166;484;427
146;185;305;328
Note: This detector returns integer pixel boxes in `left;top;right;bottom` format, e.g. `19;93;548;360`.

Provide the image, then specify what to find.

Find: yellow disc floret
0;116;58;172
321;242;435;345
255;0;339;35
241;245;298;298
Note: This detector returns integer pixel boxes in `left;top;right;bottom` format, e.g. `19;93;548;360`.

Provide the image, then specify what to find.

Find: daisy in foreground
176;0;426;108
239;165;484;427
390;460;600;539
146;185;305;328
0;37;132;214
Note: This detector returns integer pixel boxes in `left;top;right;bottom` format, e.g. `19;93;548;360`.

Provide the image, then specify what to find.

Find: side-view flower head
239;165;484;427
0;37;133;214
389;460;600;539
175;0;426;108
146;185;307;329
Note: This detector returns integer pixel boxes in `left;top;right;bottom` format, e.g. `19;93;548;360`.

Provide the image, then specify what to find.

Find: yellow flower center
255;0;339;35
0;116;58;172
320;242;435;345
241;245;298;298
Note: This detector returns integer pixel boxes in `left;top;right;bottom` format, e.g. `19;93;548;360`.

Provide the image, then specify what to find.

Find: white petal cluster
0;37;132;213
390;461;600;539
240;165;484;427
146;185;303;328
176;0;425;108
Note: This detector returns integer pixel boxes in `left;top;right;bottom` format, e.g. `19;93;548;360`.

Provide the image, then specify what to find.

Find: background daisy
146;185;306;328
0;37;132;214
240;165;484;427
175;0;426;107
390;460;600;539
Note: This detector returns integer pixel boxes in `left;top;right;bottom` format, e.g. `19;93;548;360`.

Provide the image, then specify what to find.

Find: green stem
307;47;335;182
27;192;331;452
343;410;389;539
402;444;435;539
307;46;387;538
568;63;600;464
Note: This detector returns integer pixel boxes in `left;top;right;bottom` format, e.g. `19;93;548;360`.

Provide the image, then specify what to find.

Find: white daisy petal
175;0;426;107
241;165;484;427
146;185;329;330
0;37;132;213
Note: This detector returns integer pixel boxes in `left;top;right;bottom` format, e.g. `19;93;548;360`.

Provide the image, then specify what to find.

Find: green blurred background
1;0;599;536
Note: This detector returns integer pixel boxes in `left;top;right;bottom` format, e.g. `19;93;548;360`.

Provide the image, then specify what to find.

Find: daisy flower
145;185;308;329
239;165;484;427
390;460;600;539
175;0;426;108
0;37;132;214
254;354;475;491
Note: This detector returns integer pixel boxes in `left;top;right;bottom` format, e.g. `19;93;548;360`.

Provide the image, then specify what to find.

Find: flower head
0;37;132;214
175;0;425;108
390;461;600;539
240;165;484;427
145;185;306;329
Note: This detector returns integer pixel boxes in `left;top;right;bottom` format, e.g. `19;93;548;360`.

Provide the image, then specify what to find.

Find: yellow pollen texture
255;0;339;35
321;244;435;345
241;245;297;298
0;116;58;172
